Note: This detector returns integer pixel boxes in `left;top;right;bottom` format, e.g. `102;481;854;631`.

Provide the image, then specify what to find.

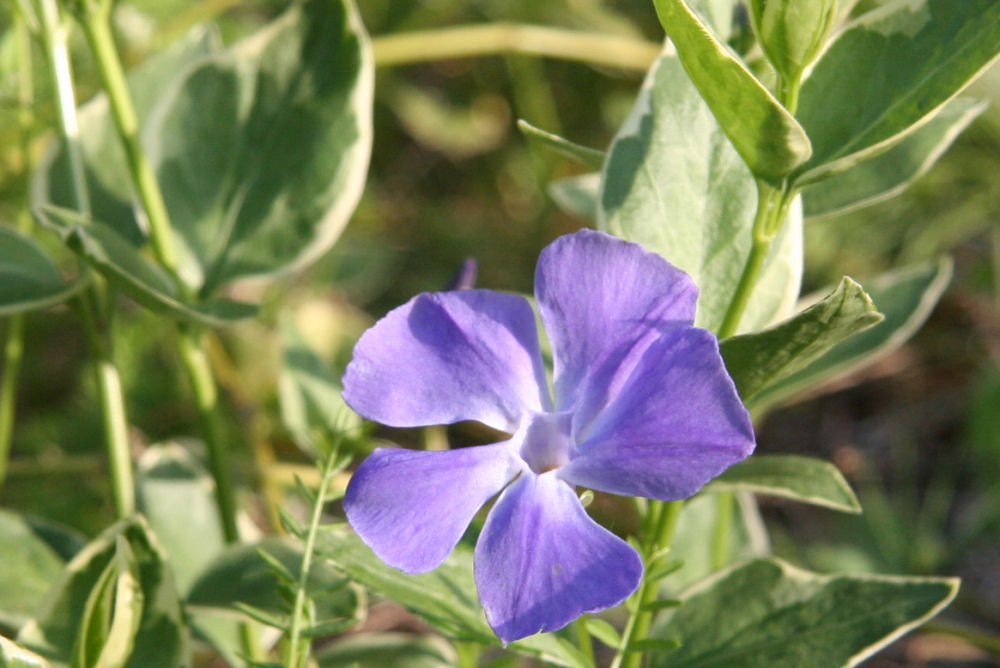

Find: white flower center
516;411;574;474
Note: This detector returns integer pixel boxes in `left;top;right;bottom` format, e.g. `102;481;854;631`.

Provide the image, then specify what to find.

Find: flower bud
750;0;837;81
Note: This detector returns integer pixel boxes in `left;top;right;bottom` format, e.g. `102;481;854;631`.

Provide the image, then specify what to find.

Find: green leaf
34;27;218;247
186;537;363;627
0;511;84;630
0;226;86;315
315;525;590;668
548;173;599;223
651;0;811;181
803;97;987;218
135;442;226;595
656;493;770;592
599;53;802;334
517;120;605;169
315;632;456;668
649;558;959;667
279;318;361;458
36;206;257;326
794;0;1000;185
71;537;143;668
584;618;621;649
708;455;861;513
0;635;50;668
720;277;882;402
749;258;952;413
148;0;373;295
18;517;188;668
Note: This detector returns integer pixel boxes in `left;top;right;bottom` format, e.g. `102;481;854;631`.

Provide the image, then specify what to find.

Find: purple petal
475;473;642;643
535;229;698;412
561;327;755;501
343;290;549;432
345;444;522;573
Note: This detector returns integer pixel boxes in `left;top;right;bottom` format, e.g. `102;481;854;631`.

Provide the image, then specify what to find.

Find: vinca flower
342;229;755;643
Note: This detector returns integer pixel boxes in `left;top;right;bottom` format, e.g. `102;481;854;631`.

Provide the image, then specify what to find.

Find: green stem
710;491;734;570
32;0;136;517
75;4;241;545
0;316;26;487
0;10;37;488
176;327;239;543
372;23;661;71
78;8;182;281
575;616;596;666
284;450;340;668
613;500;684;668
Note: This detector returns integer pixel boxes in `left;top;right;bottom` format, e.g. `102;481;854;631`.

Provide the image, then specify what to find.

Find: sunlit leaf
708;455;861;513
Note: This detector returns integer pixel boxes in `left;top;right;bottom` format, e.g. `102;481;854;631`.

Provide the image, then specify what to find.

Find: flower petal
345;444;522;573
535;229;698;412
475;473;642;643
343;290;549;432
561;327;755;501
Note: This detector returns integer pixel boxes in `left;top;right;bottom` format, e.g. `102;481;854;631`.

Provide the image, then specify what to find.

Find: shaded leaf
0;226;85;315
186;537;363;627
750;258;952;412
599;52;802;334
315;525;590;668
315;632;456;668
18;517;188;668
651;0;811;181
804;97;987;218
36;206;256;326
548;173;599;223
135;442;226;595
721;277;882;402
794;0;1000;184
0;511;84;630
279;318;360;458
650;558;959;667
708;455;861;513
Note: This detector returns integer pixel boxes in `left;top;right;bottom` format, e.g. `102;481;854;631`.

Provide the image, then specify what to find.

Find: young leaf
71;538;143;668
0;226;86;316
17;517;188;668
794;0;1000;185
584;617;622;649
803;97;987;218
720;276;882;403
517;120;605;169
650;0;812;182
749;258;952;413
0;635;50;668
599;53;802;333
135;442;226;595
649;558;959;667
707;455;861;513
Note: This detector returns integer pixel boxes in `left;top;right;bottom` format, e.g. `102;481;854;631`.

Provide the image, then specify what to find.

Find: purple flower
342;230;755;643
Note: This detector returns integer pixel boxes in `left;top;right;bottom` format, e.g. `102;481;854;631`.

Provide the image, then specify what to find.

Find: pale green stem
0;11;36;488
176;328;239;544
710;491;734;570
78;7;182;281
32;0;136;517
76;5;241;546
612;500;684;668
372;24;661;71
575;616;596;666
